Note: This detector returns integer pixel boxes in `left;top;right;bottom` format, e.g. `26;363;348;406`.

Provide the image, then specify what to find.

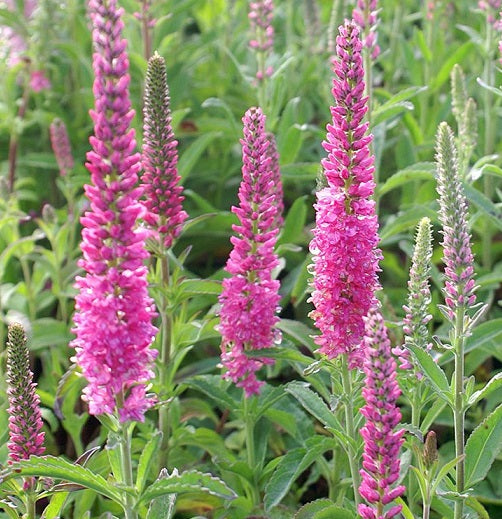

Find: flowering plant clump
309;21;381;368
0;1;500;517
218;107;281;396
71;0;157;423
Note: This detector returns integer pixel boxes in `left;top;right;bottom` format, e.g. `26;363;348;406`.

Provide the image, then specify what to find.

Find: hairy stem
158;254;172;470
453;309;466;519
340;355;361;508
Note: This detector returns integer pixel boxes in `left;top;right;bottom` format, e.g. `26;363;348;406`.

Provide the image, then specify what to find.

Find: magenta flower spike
353;0;380;58
218;107;281;396
50;119;74;177
142;52;187;249
71;0;157;423
249;0;274;80
309;21;381;368
6;323;45;463
359;309;405;519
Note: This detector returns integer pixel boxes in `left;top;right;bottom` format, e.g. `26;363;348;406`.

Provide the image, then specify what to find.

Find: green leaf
136;432;162;493
31;318;73;350
462;182;502;231
464;404;502;487
378;162;435;197
15;456;123;504
408;344;451;404
264;436;333;510
467;373;502;407
146;469;176;519
41;492;69;518
284;382;340;430
180;278;222;295
277;196;307;246
294;499;337;518
431;455;464;495
429;42;474;92
277;319;316;352
379;206;438;243
178;132;221;181
137;470;236;506
185;375;239;412
373;101;414;126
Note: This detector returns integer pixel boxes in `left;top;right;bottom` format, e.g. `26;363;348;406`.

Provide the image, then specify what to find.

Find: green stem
119;424;138;519
340;356;361;509
482;19;495;269
158;254;172;470
20;257;36;322
25;486;36;519
453;309;466;519
243;394;259;506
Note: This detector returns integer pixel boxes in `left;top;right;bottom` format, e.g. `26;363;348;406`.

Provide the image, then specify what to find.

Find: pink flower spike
249;0;275;80
71;0;157;423
353;0;380;58
358;308;405;518
29;70;51;92
309;21;381;368
218;107;281;396
50;119;74;177
6;323;45;463
141;52;187;249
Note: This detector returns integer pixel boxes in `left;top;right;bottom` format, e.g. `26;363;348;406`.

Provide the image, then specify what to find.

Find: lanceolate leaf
137;470;236;506
464;404;502;487
264;436;334;510
408;344;451;404
467;373;502;407
15;456;123;504
285;382;341;430
136;431;162;493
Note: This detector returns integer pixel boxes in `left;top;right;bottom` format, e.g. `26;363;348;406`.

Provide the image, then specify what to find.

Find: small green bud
423;430;439;469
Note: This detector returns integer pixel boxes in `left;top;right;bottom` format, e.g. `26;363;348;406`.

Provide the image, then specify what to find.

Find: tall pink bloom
359;309;405;519
249;0;274;80
353;0;380;58
309;21;380;368
50;119;74;177
71;0;157;423
6;323;45;463
142;51;187;249
218;107;281;396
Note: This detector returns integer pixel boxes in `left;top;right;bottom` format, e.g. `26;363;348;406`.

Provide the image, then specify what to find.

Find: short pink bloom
29;70;51;92
50;119;74;177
